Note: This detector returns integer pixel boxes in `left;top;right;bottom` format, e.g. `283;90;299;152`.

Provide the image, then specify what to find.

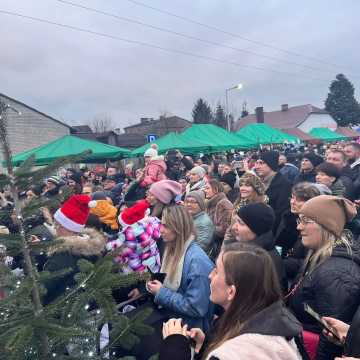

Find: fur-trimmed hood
47;228;106;257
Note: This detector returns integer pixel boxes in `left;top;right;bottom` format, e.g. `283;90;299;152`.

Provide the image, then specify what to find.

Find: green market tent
309;128;348;142
11;135;131;166
131;132;211;157
236;123;300;145
179;124;255;151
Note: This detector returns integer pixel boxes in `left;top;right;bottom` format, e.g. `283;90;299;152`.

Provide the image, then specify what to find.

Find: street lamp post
225;83;243;131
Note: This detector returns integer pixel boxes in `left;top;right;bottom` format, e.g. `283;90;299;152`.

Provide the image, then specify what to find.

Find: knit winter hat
54;194;93;233
185;191;205;211
189;166;206;179
149;180;182;205
238;172;266;195
237;203;275;236
144;143;158;158
259;151;280;172
69;172;82;185
303;152;323;168
89;199;119;230
118;200;150;227
220;172;236;189
47;176;61;186
300;195;356;237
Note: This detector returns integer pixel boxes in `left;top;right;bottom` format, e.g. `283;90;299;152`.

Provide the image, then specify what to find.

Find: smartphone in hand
304;304;341;341
147;267;166;283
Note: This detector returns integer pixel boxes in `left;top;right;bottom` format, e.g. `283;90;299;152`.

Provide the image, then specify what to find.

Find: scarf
161;236;194;292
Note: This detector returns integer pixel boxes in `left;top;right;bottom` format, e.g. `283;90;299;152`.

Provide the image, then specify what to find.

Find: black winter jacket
253;231;288;292
344;305;360;358
159;301;304;360
289;243;360;360
294;170;317;184
266;172;292;232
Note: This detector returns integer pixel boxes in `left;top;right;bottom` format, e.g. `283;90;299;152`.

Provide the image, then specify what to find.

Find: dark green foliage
214;104;227;129
0;100;154;359
325;73;360;127
192;98;213;124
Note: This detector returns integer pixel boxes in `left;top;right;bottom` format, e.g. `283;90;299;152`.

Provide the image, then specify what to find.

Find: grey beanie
189;166;206;178
186;191;205;211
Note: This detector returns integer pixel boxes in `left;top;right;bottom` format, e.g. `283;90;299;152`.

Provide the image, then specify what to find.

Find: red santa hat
54;194;94;233
118;200;150;227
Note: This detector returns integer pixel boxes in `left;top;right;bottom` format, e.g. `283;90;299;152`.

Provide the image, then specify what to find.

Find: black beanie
237;203;275;236
260;151;279;172
220;171;236;189
303;152;323;167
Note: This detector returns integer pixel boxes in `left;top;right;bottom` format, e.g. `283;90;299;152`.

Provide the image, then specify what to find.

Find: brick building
0;93;71;159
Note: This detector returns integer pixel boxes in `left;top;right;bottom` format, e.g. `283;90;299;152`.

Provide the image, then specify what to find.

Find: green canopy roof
131;132;210;157
11;135;131;166
179;124;255;151
236;123;300;145
309;128;348;142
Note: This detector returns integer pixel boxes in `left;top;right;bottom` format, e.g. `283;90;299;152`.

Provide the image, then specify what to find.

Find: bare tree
88;113;114;133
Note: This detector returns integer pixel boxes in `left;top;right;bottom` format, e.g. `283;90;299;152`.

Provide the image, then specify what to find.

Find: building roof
281;128;317;142
235;104;329;131
124;115;191;130
71;125;93;134
116;133;146;148
336;127;359;138
0;93;73;130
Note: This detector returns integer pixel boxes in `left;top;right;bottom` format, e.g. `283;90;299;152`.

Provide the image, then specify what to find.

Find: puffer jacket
330;178;346;197
43;228;106;305
289;243;360;360
154;241;214;331
140;158;167;187
105;216;161;273
160;300;304;360
206;193;233;239
193;211;215;253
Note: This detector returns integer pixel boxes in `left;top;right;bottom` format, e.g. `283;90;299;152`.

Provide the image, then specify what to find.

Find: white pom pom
88;200;97;208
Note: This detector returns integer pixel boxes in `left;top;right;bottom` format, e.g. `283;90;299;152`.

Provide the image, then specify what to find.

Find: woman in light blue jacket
147;205;214;331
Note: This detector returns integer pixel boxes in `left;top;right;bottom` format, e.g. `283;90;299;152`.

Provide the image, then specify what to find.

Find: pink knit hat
149;180;182;205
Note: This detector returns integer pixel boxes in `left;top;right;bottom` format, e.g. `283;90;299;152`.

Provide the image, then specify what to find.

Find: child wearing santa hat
105;199;161;274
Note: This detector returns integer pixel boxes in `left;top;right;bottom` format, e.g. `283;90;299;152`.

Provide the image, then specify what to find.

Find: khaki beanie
300;195;356;237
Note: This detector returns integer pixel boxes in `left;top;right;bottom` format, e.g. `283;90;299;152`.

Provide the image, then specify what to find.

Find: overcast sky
1;0;359;129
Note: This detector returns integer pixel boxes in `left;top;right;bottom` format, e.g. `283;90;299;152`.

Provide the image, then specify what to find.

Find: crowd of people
1;141;360;359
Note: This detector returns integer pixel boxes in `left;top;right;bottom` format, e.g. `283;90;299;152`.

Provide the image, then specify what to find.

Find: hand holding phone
304;304;341;341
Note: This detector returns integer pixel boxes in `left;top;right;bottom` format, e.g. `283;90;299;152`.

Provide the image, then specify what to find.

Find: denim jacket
154;242;214;331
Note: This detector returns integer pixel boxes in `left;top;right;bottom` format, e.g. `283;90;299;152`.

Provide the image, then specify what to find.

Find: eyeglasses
296;216;316;226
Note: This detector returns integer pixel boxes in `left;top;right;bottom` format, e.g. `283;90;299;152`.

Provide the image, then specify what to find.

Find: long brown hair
204;243;282;357
161;205;195;281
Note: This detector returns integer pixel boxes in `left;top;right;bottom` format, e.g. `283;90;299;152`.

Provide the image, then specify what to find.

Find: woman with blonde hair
288;195;360;360
146;205;214;331
160;243;304;360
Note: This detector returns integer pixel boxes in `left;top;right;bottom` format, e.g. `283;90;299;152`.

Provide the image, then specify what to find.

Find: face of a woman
297;215;322;249
204;184;215;199
316;171;335;187
209;252;234;309
146;191;158;206
290;194;306;214
239;184;255;199
231;215;256;242
160;222;176;243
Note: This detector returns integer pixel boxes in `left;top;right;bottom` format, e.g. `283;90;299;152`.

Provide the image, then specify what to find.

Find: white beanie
144;144;158;158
